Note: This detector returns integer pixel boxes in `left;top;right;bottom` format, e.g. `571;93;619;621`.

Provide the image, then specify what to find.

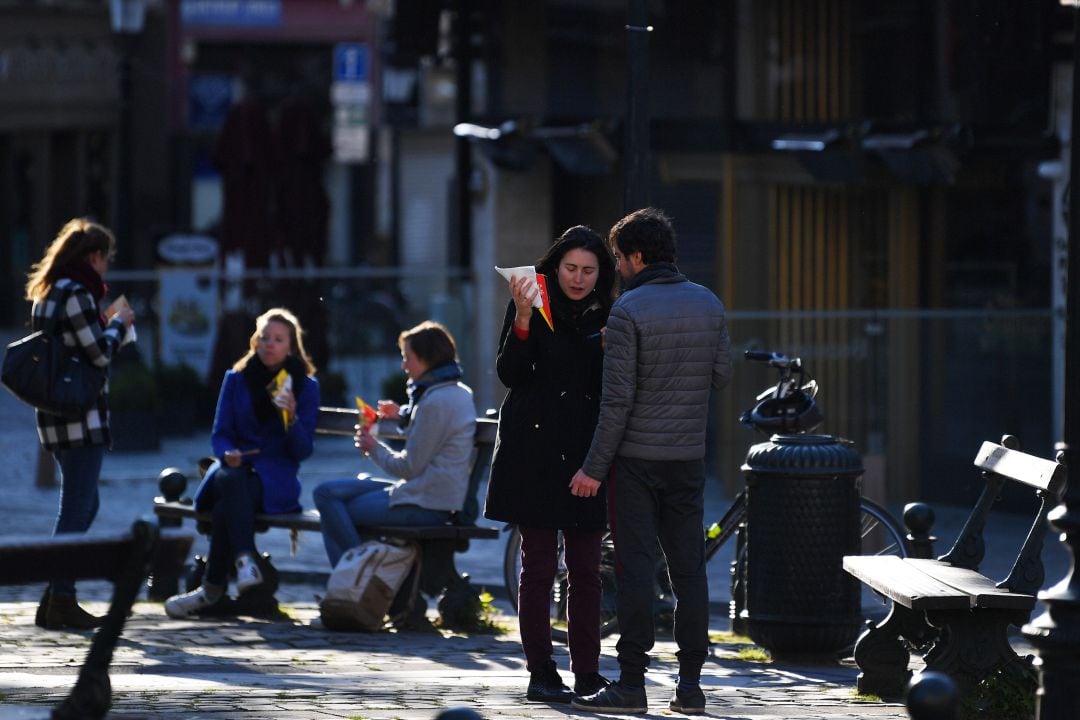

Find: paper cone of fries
355;395;378;430
494;265;554;331
268;369;293;429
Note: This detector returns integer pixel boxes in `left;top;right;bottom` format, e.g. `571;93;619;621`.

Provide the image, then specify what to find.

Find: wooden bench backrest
314;406;497;526
973;441;1065;495
938;435;1066;595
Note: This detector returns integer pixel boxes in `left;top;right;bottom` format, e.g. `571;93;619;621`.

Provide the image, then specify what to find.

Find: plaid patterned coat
31;278;125;451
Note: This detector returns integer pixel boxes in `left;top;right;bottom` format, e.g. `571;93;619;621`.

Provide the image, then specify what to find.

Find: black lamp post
624;0;651;213
1021;4;1080;719
109;0;148;250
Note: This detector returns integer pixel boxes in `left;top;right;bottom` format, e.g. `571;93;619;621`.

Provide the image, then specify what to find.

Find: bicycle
503;350;909;642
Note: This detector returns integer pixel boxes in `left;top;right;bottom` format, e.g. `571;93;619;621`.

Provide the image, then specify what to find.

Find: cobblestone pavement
0;327;1063;719
0;583;911;720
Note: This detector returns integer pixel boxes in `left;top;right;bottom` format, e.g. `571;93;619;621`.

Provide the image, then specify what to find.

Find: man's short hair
608;207;677;265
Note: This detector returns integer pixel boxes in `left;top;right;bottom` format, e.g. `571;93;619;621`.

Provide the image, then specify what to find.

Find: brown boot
44;593;104;630
34;588;50;629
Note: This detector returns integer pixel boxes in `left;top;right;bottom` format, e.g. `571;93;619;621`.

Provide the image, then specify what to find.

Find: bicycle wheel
504;526;620;643
726;495;908;631
857;497;908;558
705;492;906;561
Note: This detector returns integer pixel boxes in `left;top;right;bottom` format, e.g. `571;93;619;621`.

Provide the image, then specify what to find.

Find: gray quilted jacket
582;263;732;477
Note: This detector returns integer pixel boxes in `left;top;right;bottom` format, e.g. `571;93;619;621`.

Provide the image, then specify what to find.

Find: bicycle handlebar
743;350;801;371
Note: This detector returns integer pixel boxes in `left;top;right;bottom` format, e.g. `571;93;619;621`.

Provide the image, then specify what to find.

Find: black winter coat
484;299;607;530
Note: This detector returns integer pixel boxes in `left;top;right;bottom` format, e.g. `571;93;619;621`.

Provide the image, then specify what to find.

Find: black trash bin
742;434;863;657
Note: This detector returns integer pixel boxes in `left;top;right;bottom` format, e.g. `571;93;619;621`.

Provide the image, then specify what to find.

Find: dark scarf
57;260;108;327
546;273;605;334
241;354;308;424
401;361;463;426
622;261;684;293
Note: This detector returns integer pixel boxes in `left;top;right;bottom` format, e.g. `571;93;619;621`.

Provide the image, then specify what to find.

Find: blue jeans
51;444;105;596
194;464;264;588
314;476;451;568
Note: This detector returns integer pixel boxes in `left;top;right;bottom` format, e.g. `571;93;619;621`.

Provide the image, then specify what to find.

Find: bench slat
842;555;972;610
974;441;1065;494
906;558;1036;610
153;501;498;541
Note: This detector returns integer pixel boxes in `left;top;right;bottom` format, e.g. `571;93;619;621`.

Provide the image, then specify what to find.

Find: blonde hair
25;218;116;302
232;307;317;375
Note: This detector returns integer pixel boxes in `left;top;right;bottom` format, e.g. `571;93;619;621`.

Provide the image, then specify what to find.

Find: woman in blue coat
165;307;319;618
484;226;615;703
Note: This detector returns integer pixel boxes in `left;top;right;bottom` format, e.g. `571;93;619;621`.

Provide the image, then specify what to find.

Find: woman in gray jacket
314;321;476;567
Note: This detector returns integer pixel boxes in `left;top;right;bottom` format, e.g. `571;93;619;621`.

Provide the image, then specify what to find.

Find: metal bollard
903;502;936;559
147;467;189;601
157;467;188;509
905;671;959;720
434;708;483;720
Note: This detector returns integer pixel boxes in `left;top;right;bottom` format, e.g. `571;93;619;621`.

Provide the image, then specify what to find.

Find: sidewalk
0;377;912;719
0;326;1068;718
0;590;916;720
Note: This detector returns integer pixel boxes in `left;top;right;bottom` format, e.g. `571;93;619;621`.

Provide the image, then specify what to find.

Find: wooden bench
843;435;1065;699
0;518;193;719
150;407;499;628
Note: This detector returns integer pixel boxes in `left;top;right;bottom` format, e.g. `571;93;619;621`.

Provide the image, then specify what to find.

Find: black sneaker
571;681;648;714
669;685;706;714
526;663;574;703
574;671;611;697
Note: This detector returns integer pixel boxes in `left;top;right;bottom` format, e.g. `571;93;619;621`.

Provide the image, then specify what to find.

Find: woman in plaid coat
24;218;136;630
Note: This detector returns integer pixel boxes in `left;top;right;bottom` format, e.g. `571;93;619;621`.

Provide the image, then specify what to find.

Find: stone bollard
902;502;936;559
905;671;959;720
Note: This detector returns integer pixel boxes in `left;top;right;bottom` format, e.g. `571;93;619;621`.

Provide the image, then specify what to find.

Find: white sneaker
235;555;263;594
164;587;218;619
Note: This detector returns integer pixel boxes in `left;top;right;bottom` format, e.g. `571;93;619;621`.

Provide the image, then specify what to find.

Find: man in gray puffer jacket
570;207;732;716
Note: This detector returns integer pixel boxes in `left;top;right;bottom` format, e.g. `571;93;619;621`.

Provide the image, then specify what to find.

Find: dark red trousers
517;526;605;673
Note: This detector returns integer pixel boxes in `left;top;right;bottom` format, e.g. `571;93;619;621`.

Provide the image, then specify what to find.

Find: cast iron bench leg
923;607;1036;695
853;603;936;698
147;518;190;601
417;538;483;630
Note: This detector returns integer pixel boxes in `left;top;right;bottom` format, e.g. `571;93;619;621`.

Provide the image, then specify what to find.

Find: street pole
624;0;651;213
115;33;134;252
454;0;473;267
1022;7;1080;719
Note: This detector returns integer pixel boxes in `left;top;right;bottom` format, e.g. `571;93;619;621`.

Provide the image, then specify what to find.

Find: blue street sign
334;43;369;84
181;0;282;27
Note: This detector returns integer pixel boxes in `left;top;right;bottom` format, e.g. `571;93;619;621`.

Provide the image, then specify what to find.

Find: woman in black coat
484;226;616;704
